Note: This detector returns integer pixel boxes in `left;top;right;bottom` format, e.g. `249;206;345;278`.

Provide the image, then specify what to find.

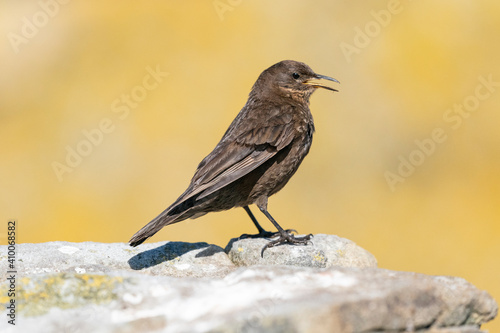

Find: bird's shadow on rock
128;241;223;270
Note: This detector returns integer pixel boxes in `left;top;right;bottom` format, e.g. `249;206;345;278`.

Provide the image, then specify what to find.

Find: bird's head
251;60;339;103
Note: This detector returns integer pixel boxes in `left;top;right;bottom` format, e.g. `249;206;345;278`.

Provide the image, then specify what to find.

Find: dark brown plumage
129;60;338;254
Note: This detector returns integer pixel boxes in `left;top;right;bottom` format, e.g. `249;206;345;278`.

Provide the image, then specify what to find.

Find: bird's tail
129;207;188;247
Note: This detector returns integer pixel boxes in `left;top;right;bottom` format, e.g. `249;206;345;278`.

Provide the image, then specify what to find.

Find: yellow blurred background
1;1;499;330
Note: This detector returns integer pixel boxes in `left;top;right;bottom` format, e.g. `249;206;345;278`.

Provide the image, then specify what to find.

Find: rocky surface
226;234;377;268
6;240;235;279
0;235;497;333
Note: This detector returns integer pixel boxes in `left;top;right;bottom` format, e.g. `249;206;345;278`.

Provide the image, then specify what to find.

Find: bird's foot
240;229;297;239
260;232;313;257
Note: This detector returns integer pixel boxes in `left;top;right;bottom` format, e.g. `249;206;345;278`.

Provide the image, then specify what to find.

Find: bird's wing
129;109;296;247
173;112;296;204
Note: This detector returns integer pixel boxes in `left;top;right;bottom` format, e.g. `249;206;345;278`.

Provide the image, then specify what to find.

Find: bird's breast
244;125;313;203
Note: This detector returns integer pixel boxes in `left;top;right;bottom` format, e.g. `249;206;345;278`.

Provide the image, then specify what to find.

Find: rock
225;233;377;268
0;239;497;333
3;241;236;278
0;266;497;333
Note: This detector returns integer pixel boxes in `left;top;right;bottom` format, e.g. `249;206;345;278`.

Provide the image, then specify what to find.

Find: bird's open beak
304;74;340;92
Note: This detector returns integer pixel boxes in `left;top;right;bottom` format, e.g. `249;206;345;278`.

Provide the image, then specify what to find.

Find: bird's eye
292;73;300;80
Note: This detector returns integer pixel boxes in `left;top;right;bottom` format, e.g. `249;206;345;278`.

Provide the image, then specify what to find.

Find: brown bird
129;60;339;255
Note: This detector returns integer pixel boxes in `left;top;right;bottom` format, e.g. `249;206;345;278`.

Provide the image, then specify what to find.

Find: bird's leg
244;206;270;235
240;206;297;239
257;204;312;257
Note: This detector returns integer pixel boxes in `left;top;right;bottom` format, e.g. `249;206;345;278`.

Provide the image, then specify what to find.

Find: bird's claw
260;232;313;257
